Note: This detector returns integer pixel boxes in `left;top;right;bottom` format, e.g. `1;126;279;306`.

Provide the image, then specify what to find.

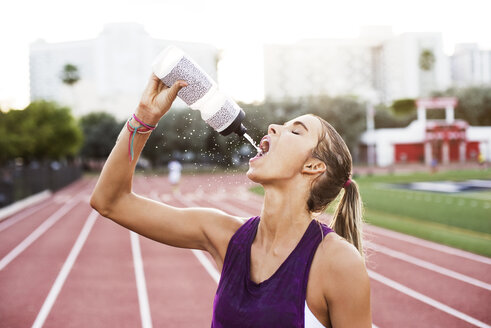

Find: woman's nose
268;124;279;135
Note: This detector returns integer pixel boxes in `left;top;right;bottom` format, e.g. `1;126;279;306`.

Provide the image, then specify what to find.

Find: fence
0;160;83;208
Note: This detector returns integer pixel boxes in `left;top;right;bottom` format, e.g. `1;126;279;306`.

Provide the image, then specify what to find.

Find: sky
0;0;490;109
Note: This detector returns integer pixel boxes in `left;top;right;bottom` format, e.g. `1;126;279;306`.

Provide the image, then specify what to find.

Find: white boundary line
150;190;221;286
0;190;52;222
366;225;491;265
367;241;491;291
368;270;490;328
191;249;220;284
130;231;153;328
0;197;81;271
31;210;98;328
243;190;491;265
0;199;53;233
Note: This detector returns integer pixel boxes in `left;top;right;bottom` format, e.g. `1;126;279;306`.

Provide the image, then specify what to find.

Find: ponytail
329;179;364;257
306;114;365;258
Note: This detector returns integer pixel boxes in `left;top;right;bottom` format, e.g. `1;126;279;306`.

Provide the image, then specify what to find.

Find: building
359;98;491;167
29;22;218;121
451;43;491;87
264;39;375;101
377;32;450;102
263;27;451;104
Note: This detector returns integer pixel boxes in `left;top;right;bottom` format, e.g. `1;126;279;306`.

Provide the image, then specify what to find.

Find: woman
90;74;372;327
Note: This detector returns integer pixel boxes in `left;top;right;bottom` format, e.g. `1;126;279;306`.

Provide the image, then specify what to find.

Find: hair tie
343;179;351;188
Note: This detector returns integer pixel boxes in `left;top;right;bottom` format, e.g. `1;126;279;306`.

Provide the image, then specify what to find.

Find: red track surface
0;173;489;328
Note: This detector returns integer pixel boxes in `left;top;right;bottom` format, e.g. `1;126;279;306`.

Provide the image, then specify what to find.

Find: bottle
151;45;247;137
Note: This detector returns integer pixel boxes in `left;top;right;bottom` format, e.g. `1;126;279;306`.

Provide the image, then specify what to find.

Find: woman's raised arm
89;74;244;269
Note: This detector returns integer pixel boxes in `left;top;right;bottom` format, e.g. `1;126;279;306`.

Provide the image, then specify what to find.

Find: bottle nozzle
219;109;247;137
236;124;247;137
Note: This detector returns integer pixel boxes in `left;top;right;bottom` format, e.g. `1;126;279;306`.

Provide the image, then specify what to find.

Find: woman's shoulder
223;215;258;242
316;230;367;281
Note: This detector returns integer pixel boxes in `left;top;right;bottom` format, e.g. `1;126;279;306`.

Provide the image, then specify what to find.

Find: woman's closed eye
291;130;300;135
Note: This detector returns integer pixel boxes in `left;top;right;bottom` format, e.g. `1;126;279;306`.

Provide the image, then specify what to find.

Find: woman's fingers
165;80;188;104
145;73;166;95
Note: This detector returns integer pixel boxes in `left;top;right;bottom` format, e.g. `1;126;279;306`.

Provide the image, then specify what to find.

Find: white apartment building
29;22;218;121
451;43;491;87
264;27;451;104
264;39;374;101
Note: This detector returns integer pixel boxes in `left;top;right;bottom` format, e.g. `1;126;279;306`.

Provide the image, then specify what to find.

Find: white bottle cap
152;45;184;79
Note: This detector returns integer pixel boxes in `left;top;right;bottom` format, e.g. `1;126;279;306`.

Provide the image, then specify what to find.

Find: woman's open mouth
249;136;270;163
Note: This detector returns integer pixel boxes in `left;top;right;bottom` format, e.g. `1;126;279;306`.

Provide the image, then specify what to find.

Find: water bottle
151;45;247;137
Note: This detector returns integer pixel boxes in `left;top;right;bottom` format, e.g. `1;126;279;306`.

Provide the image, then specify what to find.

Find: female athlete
90;74;372;328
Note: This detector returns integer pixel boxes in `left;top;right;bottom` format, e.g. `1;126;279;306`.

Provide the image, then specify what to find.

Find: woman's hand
135;73;188;125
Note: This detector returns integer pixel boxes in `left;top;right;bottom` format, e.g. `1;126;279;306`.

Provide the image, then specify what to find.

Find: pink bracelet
132;113;157;130
126;114;158;163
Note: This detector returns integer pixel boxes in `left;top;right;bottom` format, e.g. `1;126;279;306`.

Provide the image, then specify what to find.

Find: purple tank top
211;216;334;328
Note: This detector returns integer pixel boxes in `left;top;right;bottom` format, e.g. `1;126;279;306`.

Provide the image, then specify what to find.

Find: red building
360;98;490;166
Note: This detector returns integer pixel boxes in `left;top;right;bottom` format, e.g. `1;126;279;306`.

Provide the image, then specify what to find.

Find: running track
0;173;490;328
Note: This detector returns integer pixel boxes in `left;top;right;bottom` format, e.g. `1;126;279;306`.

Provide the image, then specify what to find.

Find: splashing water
243;133;260;153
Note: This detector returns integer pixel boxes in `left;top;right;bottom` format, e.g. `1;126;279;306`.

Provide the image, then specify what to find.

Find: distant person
431;158;438;173
90;74;371;327
168;158;182;193
478;152;486;169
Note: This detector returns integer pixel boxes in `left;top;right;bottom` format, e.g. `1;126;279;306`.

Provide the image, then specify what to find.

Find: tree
24;100;83;161
390;98;416;116
0;100;83;164
419;49;435;71
433;86;491;126
60;63;80;113
307;95;366;155
78;112;122;159
374;104;417;129
60;63;80;85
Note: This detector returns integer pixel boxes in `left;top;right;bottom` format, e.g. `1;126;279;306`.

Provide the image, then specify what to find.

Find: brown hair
306;114;365;257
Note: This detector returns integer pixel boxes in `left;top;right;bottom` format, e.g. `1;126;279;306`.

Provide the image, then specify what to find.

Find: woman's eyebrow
284;121;309;132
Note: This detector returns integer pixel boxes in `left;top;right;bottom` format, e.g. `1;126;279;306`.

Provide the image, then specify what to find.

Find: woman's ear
302;159;326;176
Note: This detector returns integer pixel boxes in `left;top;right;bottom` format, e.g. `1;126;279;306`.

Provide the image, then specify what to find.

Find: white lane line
244;192;491;265
0;190;52;222
368;270;490;328
0;199;53;233
191;249;220;284
149;190;222;287
366;225;491;265
130;231;153;328
0;197;81;271
31;210;98;328
368;242;491;291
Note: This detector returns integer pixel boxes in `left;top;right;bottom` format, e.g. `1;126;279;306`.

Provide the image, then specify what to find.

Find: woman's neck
257;178;312;253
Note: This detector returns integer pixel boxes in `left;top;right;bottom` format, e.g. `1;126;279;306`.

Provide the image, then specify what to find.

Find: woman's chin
246;167;263;183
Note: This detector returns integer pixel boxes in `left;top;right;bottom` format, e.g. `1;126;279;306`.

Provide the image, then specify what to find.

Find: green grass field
249;169;491;257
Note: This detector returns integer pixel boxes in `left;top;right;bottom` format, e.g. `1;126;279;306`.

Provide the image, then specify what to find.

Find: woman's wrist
134;103;162;126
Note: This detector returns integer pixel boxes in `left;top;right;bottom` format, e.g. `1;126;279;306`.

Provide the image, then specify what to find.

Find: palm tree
60;63;80;85
59;63;80;113
419;49;436;97
419;49;435;71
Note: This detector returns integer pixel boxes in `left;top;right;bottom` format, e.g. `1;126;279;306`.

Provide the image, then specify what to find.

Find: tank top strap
219;216;259;280
299;220;334;302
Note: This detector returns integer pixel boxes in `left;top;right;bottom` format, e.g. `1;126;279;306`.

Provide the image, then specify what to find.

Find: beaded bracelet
126;114;158;163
